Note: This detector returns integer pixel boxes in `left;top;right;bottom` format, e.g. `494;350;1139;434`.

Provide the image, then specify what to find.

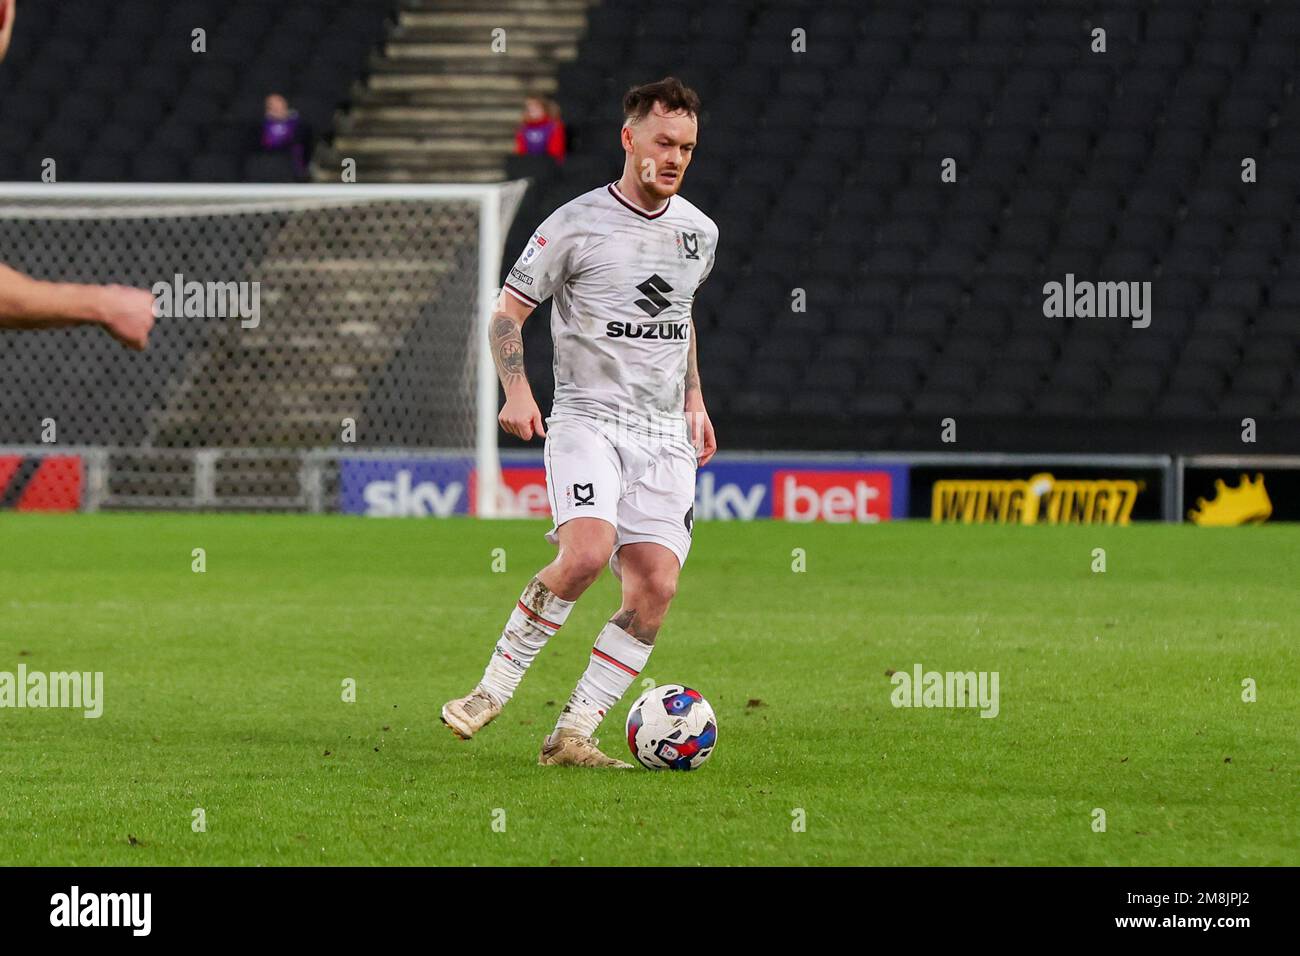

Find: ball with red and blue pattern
625;683;718;771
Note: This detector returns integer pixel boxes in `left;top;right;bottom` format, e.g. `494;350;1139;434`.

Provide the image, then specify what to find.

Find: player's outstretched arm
0;0;15;64
685;318;717;466
0;262;157;350
490;289;546;440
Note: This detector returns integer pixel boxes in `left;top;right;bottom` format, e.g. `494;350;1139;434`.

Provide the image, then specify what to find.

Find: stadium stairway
313;0;596;182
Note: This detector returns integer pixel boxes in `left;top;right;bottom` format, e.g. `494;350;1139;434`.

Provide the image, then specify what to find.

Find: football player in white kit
442;78;719;767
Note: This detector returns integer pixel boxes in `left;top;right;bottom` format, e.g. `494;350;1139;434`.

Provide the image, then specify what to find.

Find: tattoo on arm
685;319;701;394
491;312;526;390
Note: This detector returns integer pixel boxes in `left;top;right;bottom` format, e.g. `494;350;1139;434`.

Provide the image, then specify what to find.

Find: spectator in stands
514;96;566;164
260;93;311;180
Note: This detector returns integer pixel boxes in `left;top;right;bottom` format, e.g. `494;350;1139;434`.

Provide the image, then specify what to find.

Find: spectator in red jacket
515;96;566;163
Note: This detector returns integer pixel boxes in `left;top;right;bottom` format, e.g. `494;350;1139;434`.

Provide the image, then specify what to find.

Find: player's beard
643;164;684;200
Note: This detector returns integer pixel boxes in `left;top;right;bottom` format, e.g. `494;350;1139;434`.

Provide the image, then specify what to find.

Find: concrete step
314;140;501;162
313;153;506;175
331;134;515;155
370;52;574;74
392;22;582;43
395;12;585;33
384;40;580;59
322;0;586;190
163;378;375;402
149;415;358;441
310;165;506;183
257;258;447;275
347;103;519;121
337;116;517;138
366;72;557;93
400;0;593;12
350;87;529;108
194;339;413;361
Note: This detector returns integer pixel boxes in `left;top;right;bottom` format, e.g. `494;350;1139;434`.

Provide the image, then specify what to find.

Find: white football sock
478;578;574;706
554;621;653;737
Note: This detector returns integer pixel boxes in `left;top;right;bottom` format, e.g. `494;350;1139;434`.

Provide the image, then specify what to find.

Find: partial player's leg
441;420;620;741
441;520;613;739
539;439;695;767
604;541;683;645
539;542;681;769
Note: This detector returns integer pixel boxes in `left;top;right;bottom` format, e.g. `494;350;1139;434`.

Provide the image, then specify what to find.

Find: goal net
0;182;528;514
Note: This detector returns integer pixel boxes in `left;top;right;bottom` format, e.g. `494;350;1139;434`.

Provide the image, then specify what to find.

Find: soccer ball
625;684;717;770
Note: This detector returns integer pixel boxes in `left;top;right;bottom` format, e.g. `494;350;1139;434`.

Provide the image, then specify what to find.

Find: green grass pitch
1;512;1296;866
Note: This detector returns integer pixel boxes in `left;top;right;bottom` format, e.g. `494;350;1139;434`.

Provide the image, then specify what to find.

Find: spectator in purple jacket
261;94;310;179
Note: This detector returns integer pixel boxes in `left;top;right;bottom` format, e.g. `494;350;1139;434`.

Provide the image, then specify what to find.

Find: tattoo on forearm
685;320;701;393
491;312;526;389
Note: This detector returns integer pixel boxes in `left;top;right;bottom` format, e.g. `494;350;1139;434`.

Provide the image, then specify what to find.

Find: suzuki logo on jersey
633;273;674;317
605;321;688;340
572;483;595;506
680;232;700;260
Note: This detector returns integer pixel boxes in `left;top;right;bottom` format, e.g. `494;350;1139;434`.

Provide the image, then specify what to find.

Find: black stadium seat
4;0;1298;450
0;0;390;184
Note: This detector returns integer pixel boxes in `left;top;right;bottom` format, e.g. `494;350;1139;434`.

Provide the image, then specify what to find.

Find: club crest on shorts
571;482;595;506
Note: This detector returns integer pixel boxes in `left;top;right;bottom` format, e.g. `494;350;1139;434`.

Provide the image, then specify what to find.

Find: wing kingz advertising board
914;466;1165;524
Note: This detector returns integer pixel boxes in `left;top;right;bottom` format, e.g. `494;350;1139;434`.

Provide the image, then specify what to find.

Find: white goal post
0;181;529;515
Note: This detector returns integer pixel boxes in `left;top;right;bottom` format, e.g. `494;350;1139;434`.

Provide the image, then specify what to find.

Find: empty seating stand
2;0;1298;453
506;0;1300;454
0;0;392;183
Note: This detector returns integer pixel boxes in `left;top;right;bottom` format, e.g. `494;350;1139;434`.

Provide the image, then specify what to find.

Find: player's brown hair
622;76;702;124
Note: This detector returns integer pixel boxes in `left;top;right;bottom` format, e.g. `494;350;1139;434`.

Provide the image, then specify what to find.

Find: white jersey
503;182;719;437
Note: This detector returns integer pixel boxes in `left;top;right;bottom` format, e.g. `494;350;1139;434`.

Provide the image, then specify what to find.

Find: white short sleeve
503;207;579;309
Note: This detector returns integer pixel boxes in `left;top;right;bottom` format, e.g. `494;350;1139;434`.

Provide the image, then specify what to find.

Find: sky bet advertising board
341;455;909;522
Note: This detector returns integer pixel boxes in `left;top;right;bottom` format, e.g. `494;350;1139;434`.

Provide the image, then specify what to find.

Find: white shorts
543;415;697;575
